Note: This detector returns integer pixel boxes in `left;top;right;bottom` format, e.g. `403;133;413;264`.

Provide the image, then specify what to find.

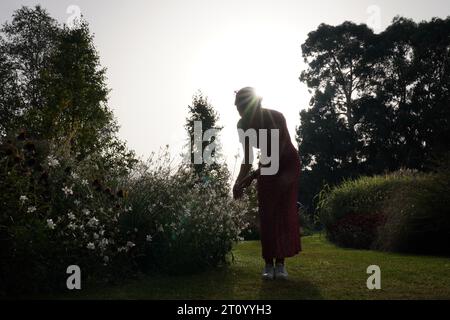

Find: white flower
47;155;59;167
47;219;56;229
93;232;99;240
71;172;79;180
99;238;109;248
81;179;89;186
158;225;164;232
62;186;73;196
82;209;91;216
103;256;109;264
67;211;76;220
117;246;127;253
146;235;152;242
19;195;28;204
67;222;76;230
27;206;36;214
86;242;95;250
74;200;81;206
126;241;135;248
87;217;99;227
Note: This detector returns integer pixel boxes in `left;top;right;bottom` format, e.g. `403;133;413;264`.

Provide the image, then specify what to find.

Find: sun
190;22;305;176
191;22;301;112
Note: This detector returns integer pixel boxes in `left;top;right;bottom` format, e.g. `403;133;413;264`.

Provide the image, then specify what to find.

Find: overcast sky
1;0;449;177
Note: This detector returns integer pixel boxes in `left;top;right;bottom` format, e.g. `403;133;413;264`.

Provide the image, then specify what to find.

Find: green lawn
57;234;450;299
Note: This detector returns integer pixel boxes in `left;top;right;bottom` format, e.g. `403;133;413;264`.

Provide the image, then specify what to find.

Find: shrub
317;169;420;231
0;138;251;295
375;169;450;254
318;168;450;254
0;134;139;296
122;149;249;274
328;213;386;249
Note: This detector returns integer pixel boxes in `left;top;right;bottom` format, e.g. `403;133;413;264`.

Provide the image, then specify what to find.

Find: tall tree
297;22;375;211
0;5;59;136
410;18;450;165
0;6;136;176
297;17;450;215
185;91;223;176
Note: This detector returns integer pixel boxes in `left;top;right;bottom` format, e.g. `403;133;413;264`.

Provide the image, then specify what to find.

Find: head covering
234;87;262;111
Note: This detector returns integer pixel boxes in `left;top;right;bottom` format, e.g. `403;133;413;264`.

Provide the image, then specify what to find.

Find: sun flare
190;22;304;173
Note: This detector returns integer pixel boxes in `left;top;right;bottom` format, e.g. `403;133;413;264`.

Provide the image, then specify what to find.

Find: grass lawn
56;234;450;300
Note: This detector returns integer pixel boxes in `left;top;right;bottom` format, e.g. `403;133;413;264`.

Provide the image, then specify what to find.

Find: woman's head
234;87;262;118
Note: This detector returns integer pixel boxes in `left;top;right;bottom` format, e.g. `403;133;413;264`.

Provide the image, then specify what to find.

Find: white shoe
261;265;274;280
275;263;288;280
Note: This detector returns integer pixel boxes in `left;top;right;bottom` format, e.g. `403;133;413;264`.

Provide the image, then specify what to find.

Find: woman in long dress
233;87;301;280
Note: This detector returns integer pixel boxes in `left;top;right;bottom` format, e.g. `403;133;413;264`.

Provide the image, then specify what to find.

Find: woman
233;87;301;280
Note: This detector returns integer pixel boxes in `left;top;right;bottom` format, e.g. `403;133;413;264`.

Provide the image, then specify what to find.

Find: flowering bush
0;138;251;295
239;181;260;240
0;133;139;295
123;150;250;274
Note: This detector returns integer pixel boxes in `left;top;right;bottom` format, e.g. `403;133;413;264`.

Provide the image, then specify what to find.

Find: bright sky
1;0;449;177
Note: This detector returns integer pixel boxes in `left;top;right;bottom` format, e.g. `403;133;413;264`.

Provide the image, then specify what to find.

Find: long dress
237;108;301;260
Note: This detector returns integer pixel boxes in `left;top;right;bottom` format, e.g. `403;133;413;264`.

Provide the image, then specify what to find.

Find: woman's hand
233;170;259;200
233;164;257;200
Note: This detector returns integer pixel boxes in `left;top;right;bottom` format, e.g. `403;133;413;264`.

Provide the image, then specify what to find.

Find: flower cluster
123;151;250;273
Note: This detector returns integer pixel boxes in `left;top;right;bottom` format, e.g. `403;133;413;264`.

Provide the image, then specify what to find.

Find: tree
184;91;223;176
297;17;450;215
410;18;450;165
0;5;59;136
0;6;136;176
297;22;376;212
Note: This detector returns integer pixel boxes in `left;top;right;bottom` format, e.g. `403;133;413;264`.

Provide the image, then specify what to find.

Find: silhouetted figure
233;87;301;280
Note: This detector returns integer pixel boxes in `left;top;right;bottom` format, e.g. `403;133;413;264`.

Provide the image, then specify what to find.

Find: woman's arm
233;132;254;199
233;163;251;200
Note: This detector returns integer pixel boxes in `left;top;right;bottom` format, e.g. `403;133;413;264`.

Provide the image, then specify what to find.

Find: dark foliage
297;17;450;217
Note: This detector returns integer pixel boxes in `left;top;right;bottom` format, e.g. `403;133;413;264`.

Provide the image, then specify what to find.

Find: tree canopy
297;17;450;214
0;6;136;176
